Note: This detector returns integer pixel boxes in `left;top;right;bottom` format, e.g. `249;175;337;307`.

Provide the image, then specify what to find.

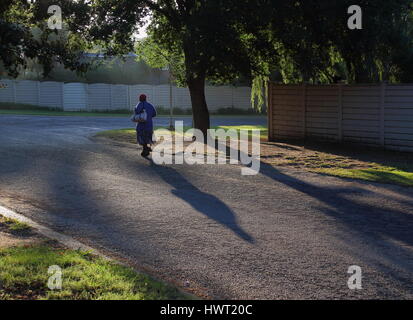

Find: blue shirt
134;101;157;132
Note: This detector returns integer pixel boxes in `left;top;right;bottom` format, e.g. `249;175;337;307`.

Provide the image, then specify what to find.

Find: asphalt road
1;114;413;299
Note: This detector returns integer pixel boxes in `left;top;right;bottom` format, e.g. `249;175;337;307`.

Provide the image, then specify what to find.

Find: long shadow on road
224;139;413;290
142;157;254;243
2;135;413;297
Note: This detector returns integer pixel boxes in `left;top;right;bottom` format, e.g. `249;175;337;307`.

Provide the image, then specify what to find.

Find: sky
136;17;150;39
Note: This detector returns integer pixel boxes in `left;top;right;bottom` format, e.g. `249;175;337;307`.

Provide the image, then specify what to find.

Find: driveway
1;114;413;299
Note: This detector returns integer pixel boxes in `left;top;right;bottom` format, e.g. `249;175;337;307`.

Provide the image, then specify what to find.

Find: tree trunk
187;75;210;137
183;40;210;137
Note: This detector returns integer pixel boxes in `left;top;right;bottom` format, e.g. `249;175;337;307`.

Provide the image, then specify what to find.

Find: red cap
139;94;147;102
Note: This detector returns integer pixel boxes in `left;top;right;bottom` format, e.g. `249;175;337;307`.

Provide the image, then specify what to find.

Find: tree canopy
0;0;92;77
2;0;413;132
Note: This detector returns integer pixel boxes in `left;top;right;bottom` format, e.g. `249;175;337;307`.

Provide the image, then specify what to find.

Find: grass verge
315;168;413;187
0;216;188;300
0;109;131;117
260;141;413;187
0;103;266;117
0;216;31;232
95;125;268;144
96;127;413;187
0;246;187;300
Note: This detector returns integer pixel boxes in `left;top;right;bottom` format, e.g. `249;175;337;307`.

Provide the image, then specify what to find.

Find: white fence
268;83;413;152
0;79;252;111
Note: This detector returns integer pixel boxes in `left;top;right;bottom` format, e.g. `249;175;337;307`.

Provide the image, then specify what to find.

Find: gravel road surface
1;114;413;299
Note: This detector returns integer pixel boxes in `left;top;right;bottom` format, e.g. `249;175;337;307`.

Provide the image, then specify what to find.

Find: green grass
0;109;131;117
95;125;268;144
0;109;266;118
262;143;413;188
95;126;413;187
0;245;188;300
0;103;266;117
0;217;31;232
316;168;413;187
0;102;61;111
217;125;268;139
95;128;138;144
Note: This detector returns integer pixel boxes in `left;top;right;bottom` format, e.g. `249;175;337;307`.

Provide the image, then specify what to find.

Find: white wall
15;80;38;105
40;81;63;109
63;83;87;111
0;79;15;103
0;79;253;112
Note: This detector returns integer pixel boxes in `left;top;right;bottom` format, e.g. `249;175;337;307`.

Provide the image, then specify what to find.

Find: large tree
90;0;413;133
90;0;276;135
3;1;412;132
267;1;413;84
0;0;91;77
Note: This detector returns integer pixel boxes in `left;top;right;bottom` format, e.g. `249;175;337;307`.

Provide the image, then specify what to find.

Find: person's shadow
144;158;254;243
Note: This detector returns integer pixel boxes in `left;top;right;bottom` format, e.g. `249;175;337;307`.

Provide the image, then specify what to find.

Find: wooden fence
267;82;413;152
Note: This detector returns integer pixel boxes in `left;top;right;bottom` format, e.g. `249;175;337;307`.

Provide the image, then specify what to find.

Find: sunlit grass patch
95;125;268;144
217;125;268;139
95;128;136;144
315;168;413;187
0;245;188;300
0;217;31;232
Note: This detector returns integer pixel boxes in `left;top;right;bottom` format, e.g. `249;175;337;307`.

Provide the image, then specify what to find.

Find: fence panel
88;83;112;110
39;81;63;109
342;86;381;146
111;85;129;110
0;79;253;113
129;85;154;109
15;80;38;105
205;86;233;111
268;82;413;152
173;87;191;109
63;83;87;111
384;85;413;152
233;87;252;110
0;79;15;103
153;85;170;108
270;85;305;140
306;85;339;141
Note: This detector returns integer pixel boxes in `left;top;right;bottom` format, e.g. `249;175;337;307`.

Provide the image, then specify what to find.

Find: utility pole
163;65;175;130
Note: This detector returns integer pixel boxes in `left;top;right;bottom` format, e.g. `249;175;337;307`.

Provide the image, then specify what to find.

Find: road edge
0;203;202;300
0;204;105;256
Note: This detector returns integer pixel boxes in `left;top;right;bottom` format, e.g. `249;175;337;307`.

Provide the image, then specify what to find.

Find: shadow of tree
143;158;254;243
219;138;413;283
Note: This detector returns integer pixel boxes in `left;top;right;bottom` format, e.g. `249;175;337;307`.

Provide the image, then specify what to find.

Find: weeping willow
251;75;269;113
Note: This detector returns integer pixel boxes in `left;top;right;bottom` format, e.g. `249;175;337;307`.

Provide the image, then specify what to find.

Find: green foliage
317;168;413;187
0;217;31;232
135;35;186;86
0;245;186;300
0;0;92;77
251;76;268;113
3;0;413;122
268;1;413;84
